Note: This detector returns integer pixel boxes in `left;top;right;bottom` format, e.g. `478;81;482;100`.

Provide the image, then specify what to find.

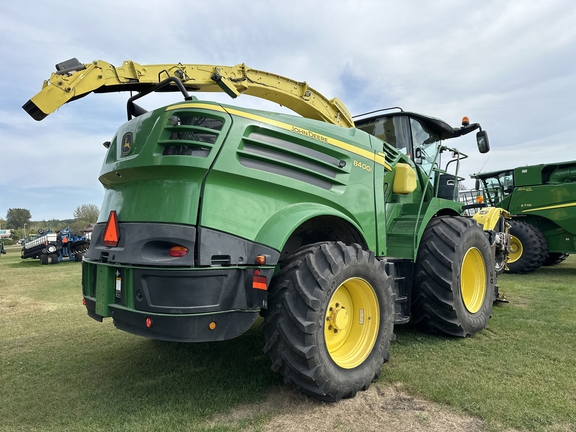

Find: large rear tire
263;242;394;401
412;216;495;337
506;220;547;274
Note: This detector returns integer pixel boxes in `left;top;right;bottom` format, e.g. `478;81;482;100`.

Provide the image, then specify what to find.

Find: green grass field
1;247;575;431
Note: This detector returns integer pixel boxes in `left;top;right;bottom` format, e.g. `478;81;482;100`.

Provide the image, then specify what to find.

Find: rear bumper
82;261;274;342
82;222;279;342
84;297;259;342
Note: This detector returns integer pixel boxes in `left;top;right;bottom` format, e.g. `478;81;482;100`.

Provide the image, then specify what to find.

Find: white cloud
1;0;575;220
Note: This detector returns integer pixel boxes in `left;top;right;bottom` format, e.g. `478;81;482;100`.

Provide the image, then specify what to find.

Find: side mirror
475;178;480;191
476;130;490;154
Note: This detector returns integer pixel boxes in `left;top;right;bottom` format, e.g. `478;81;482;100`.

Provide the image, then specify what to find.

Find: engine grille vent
159;114;224;157
238;131;348;190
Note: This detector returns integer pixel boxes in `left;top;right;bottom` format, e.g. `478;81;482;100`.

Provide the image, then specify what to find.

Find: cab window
356;116;411;155
410;118;440;179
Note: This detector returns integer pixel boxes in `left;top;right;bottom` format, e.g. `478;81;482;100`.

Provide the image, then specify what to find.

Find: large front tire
263;242;394;401
412;216;495;337
506;220;547;274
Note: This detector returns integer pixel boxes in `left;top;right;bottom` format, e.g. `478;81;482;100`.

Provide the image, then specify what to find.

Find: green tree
6;208;32;230
73;204;99;222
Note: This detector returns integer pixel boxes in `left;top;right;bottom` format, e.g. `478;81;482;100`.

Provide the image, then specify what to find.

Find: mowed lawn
1;246;575;431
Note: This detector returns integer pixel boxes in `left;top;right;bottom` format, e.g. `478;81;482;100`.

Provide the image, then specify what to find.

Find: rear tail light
169;245;189;257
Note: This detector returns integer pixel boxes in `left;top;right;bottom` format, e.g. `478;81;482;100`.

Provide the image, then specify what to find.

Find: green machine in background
471;161;576;273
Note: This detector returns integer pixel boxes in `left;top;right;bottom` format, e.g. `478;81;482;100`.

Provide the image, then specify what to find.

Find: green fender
254;202;367;253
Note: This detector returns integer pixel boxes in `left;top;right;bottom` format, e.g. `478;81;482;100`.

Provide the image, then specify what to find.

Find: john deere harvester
24;58;509;401
470;161;576;273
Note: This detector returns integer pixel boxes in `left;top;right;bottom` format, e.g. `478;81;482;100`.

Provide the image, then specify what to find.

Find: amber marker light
209;322;217;330
476;195;484;204
255;254;266;265
252;269;268;290
169;245;189;257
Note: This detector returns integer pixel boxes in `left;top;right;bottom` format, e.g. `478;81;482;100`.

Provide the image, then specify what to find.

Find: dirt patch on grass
210;383;486;431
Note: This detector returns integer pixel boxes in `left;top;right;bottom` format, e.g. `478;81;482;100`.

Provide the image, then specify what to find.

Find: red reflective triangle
103;211;120;247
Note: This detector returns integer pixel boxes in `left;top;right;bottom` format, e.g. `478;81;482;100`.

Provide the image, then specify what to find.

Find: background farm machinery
21;227;90;264
463;160;576;273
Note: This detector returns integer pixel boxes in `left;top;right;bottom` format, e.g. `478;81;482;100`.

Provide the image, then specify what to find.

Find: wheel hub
327;303;349;333
508;235;523;263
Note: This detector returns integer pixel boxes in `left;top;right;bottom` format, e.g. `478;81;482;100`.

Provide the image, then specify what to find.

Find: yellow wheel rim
508;235;523;264
460;247;487;313
324;277;380;369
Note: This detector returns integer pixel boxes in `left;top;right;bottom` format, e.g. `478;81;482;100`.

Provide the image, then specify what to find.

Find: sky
1;0;575;222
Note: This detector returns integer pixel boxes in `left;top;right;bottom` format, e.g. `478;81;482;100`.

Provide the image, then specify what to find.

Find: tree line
1;204;99;242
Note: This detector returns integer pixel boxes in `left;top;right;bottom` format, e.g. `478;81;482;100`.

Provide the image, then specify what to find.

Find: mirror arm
454;123;481;137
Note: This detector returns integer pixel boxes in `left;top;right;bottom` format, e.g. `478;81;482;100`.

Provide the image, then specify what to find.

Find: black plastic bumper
84;297;260;342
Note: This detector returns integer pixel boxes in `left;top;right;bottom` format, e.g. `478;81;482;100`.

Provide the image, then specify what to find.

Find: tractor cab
355;108;490;201
472;169;515;207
